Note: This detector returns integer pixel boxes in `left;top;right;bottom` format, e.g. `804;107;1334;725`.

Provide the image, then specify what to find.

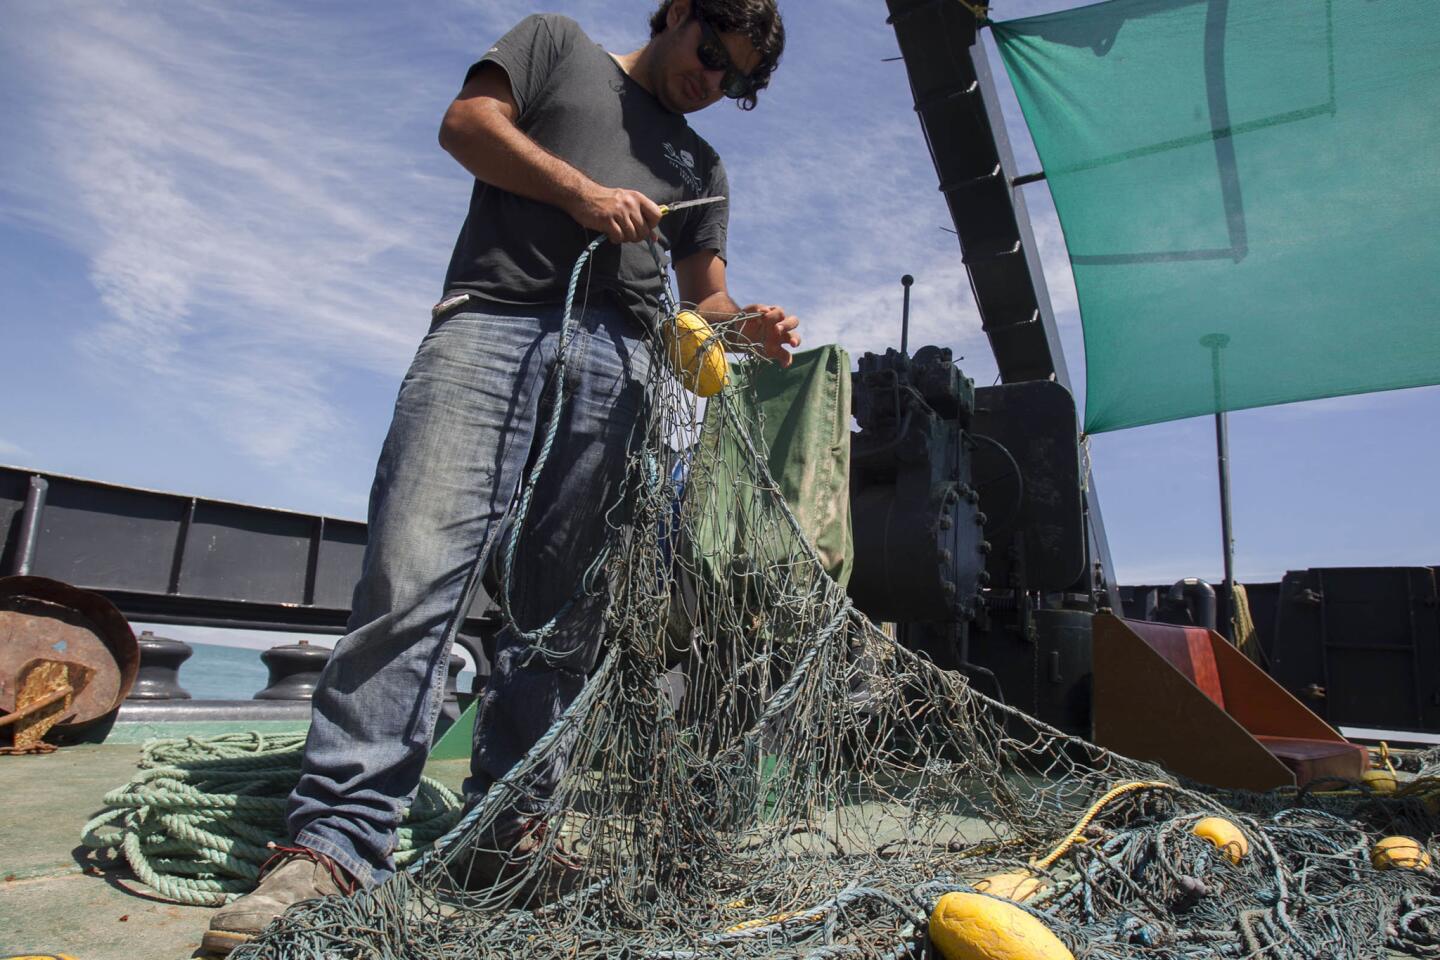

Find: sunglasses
694;15;756;101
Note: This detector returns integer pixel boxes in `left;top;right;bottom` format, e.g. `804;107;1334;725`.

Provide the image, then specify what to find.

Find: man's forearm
439;76;660;244
694;292;744;322
694;293;754;351
440;104;597;220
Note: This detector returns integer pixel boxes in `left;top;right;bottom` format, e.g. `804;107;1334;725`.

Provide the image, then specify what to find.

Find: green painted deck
1;734;1015;960
0;740;471;959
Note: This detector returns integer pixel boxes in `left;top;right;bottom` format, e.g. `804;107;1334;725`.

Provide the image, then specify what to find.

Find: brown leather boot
201;846;355;955
442;817;585;905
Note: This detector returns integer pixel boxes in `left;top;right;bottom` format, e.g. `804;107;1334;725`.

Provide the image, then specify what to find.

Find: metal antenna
900;274;914;355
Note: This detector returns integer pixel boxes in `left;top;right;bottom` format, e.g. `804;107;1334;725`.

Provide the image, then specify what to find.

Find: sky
2;0;1437;623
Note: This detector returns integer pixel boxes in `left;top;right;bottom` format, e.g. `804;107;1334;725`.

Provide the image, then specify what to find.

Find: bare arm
438;63;662;244
674;250;801;367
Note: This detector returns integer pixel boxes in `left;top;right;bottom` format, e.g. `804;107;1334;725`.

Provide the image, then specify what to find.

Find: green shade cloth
993;0;1440;433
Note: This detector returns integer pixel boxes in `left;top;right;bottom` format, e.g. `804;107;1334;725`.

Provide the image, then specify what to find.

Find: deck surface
0;741;470;959
5;741;1417;958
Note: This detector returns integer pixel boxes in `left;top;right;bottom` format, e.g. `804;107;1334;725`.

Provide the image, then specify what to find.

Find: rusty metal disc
0;576;138;730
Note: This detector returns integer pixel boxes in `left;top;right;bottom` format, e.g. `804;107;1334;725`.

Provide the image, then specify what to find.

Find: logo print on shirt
662;142;703;192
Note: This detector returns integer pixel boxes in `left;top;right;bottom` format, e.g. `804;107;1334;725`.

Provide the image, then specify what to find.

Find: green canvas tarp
993;0;1440;433
687;344;854;589
728;345;854;586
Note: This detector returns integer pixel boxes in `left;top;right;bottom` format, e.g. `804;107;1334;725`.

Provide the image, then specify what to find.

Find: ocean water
177;642;477;700
180;642;272;700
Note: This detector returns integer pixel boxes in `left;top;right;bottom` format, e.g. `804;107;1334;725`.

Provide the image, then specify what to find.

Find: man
203;1;796;953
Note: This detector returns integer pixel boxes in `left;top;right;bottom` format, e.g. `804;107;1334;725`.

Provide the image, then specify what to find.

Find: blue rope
496;234;685;649
497;235;607;645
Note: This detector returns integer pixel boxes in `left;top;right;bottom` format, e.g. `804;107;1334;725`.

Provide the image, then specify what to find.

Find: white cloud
3;3;450;475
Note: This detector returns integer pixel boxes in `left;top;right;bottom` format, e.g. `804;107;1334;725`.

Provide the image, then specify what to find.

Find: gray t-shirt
442;14;730;329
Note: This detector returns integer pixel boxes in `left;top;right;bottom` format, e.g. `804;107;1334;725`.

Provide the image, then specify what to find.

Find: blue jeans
286;298;651;887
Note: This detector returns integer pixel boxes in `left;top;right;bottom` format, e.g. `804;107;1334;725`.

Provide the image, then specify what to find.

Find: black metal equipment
254;640;333;701
849;0;1124;734
1269;567;1440;733
0;466;368;632
881;0;1120;612
845;340;1091;731
848;345;985;625
1120;580;1220;633
0;464;499;694
0;465;494;636
127;631;194;700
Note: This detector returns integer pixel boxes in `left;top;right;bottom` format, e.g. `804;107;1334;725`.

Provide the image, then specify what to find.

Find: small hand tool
658;195;726;216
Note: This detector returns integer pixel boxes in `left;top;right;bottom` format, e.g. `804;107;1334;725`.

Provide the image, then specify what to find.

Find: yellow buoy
1372;836;1431;871
662;309;728;397
930;891;1074;960
1362;769;1399;794
1192;817;1249;864
972;871;1047;904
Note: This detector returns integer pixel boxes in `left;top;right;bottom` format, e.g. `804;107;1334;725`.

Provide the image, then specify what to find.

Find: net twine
219;238;1440;959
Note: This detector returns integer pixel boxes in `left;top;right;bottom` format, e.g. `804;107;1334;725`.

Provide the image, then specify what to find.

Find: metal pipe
13;475;49;575
1201;333;1236;640
849;410;916;464
900;274;914;355
1167;578;1218;632
1214;410;1236;639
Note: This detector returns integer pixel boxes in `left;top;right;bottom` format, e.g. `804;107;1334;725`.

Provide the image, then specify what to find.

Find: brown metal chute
1092;613;1366;791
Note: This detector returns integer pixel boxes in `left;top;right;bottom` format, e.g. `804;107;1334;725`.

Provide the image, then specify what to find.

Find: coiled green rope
80;731;462;906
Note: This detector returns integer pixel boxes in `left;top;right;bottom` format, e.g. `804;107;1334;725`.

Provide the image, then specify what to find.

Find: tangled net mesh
233;241;1440;958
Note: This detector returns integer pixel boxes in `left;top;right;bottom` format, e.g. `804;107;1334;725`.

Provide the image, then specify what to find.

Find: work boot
201;845;355;956
442;816;585;906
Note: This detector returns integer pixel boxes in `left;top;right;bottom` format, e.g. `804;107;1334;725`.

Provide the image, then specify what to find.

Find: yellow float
1372;836;1430;871
1361;769;1399;794
1192;817;1249;864
662;309;729;397
972;871;1047;904
930;891;1074;960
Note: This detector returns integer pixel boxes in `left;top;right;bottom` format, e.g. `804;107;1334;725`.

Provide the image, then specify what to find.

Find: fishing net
230;239;1440;959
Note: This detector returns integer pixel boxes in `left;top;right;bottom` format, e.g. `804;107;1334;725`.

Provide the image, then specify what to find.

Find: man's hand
739;304;801;367
675;253;801;366
569;186;663;244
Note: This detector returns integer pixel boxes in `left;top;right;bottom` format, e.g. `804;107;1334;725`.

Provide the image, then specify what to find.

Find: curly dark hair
649;0;785;110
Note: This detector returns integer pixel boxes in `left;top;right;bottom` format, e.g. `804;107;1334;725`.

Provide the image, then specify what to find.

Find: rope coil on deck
80;732;461;906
